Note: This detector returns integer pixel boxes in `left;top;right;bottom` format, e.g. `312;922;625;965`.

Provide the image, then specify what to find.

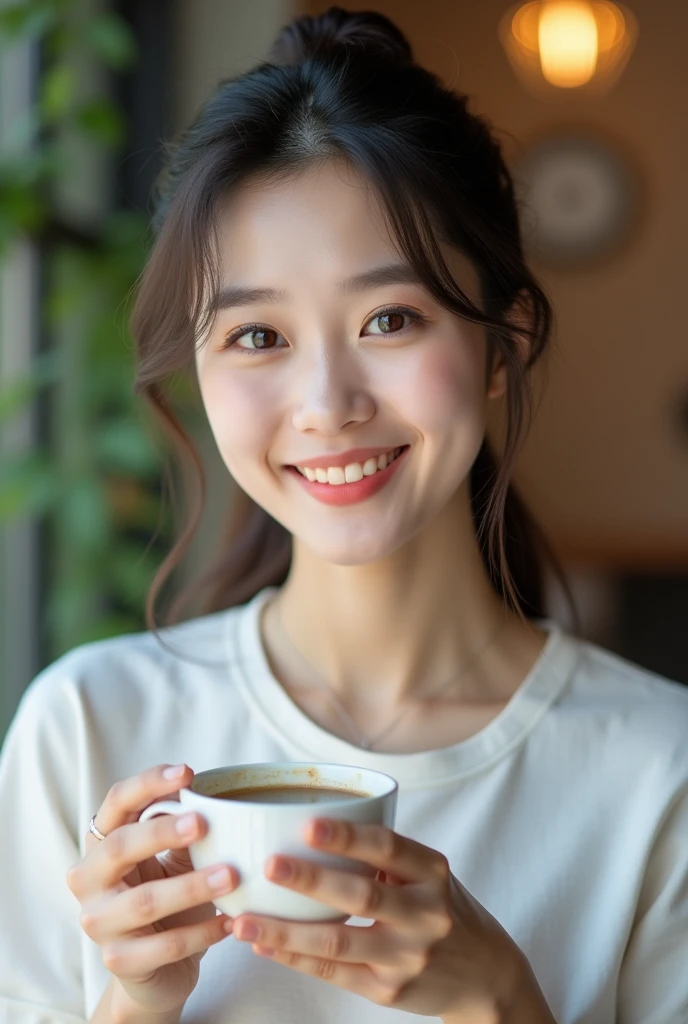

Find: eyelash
219;305;428;355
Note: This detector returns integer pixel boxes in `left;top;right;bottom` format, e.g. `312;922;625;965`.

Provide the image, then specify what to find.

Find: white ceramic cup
138;761;398;922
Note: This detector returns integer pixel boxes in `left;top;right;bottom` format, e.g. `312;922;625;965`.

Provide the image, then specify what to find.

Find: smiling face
193;160;506;566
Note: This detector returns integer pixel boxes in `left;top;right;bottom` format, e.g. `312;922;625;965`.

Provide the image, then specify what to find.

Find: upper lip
288;446;406;470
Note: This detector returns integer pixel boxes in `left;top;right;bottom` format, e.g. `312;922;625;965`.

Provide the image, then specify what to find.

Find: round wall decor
515;130;641;265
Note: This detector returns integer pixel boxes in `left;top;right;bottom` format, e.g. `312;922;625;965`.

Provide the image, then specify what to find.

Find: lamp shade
500;0;638;95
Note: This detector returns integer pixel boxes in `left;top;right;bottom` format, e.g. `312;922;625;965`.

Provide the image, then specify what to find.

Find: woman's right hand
66;764;238;1017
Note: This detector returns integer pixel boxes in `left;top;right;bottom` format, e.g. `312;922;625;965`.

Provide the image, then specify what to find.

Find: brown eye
241;328;278;349
365;308;425;337
376;312;405;333
224;326;284;351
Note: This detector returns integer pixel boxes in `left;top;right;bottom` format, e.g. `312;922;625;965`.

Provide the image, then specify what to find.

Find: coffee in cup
209;784;370;803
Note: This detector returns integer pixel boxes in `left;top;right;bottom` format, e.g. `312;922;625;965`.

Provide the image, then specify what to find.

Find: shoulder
559;628;688;780
569;632;688;723
13;603;246;732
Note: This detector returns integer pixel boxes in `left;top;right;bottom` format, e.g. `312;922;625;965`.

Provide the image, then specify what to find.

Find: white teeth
297;448;404;484
344;462;364;483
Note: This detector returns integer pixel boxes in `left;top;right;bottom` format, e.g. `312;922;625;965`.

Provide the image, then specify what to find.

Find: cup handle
138;801;187;825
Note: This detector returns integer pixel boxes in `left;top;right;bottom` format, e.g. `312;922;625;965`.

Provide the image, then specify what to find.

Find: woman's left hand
231;819;535;1020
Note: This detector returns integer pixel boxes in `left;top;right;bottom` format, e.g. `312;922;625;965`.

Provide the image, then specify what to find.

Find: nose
291;347;375;435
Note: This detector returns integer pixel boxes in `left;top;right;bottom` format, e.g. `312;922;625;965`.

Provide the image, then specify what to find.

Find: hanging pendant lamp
499;1;638;95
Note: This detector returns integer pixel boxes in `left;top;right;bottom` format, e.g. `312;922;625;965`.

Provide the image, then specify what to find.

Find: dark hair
130;6;576;635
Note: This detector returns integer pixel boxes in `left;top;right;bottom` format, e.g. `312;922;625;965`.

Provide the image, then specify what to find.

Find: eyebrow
208;262;423;314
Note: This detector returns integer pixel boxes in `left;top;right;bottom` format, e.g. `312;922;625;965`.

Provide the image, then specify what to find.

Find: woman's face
194;160;505;565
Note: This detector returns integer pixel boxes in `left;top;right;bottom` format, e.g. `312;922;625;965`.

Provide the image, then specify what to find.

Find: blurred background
1;0;686;742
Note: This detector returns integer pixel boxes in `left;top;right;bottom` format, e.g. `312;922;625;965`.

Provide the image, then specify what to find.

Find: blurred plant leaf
76;99;125;147
80;12;137;70
106;540;159;607
0;170;47;234
40;62;75;121
77;613;144;644
0;1;57;40
105;476;162;530
2;108;42;155
0;350;62;423
44;571;105;655
0;146;61;188
59;477;111;548
0;0;177;663
0;452;61;519
95;419;160;475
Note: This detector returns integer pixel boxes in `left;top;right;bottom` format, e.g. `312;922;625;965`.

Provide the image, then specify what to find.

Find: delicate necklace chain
270;605;507;752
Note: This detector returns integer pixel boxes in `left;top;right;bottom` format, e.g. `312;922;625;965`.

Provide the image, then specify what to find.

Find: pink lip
286;446;402;471
287;446;409;506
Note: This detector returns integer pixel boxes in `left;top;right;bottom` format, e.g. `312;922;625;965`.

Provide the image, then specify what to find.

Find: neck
263;484;534;710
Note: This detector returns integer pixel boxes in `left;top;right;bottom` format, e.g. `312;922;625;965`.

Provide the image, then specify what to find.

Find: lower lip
286;447;409;506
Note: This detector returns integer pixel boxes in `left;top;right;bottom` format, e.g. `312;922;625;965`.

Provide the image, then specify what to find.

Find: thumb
157;844;194;876
148;791;197;876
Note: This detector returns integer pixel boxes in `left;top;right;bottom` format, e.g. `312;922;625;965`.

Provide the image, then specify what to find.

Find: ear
486;345;507;400
486;290;534;401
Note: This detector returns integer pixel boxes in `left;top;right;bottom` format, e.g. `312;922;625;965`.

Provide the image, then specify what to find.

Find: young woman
1;8;686;1024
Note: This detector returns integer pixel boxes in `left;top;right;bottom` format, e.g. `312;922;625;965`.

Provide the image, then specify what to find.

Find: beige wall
304;0;688;570
173;0;294;129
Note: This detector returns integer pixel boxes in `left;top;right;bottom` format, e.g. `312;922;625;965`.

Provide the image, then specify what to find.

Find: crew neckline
225;587;580;788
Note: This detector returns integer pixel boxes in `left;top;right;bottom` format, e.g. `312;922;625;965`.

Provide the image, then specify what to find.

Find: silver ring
88;815;106;841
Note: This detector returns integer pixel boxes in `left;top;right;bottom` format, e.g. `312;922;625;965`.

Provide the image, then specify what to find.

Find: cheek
397;338;486;436
197;363;281;472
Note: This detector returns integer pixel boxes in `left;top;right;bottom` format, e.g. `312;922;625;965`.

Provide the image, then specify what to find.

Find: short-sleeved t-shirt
1;586;687;1023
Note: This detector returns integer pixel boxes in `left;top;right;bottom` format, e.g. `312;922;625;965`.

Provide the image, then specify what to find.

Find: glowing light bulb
500;1;637;96
538;1;599;87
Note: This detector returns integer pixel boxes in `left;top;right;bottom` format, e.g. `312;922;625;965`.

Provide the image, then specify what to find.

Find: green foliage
76;98;126;146
0;2;191;660
0;2;59;41
79;11;137;69
40;61;75;120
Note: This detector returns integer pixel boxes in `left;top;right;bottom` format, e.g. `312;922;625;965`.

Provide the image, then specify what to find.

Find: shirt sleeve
617;769;688;1024
0;670;87;1023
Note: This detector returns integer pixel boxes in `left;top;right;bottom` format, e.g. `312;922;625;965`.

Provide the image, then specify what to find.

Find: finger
264;855;409;926
251;948;386;1003
234;916;403;966
86;764;194;849
377;870;406;887
306;820;450;884
81;864;239;942
71;810;208;898
100;913;233;980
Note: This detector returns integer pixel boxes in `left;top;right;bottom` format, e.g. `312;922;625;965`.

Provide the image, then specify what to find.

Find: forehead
204;159;482;316
213;160;398;279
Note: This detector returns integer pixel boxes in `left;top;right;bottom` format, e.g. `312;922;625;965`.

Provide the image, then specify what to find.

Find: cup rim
188;761;398;805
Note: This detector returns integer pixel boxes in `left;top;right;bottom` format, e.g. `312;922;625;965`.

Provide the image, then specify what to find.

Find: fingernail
270;858;294;882
239;922;260;942
175;812;197;835
163;764;186;779
207;867;232;890
313;821;332;843
257;947;275;957
223;918;234;934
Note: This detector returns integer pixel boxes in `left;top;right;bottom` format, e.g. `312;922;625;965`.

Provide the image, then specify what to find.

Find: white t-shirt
1;586;687;1024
